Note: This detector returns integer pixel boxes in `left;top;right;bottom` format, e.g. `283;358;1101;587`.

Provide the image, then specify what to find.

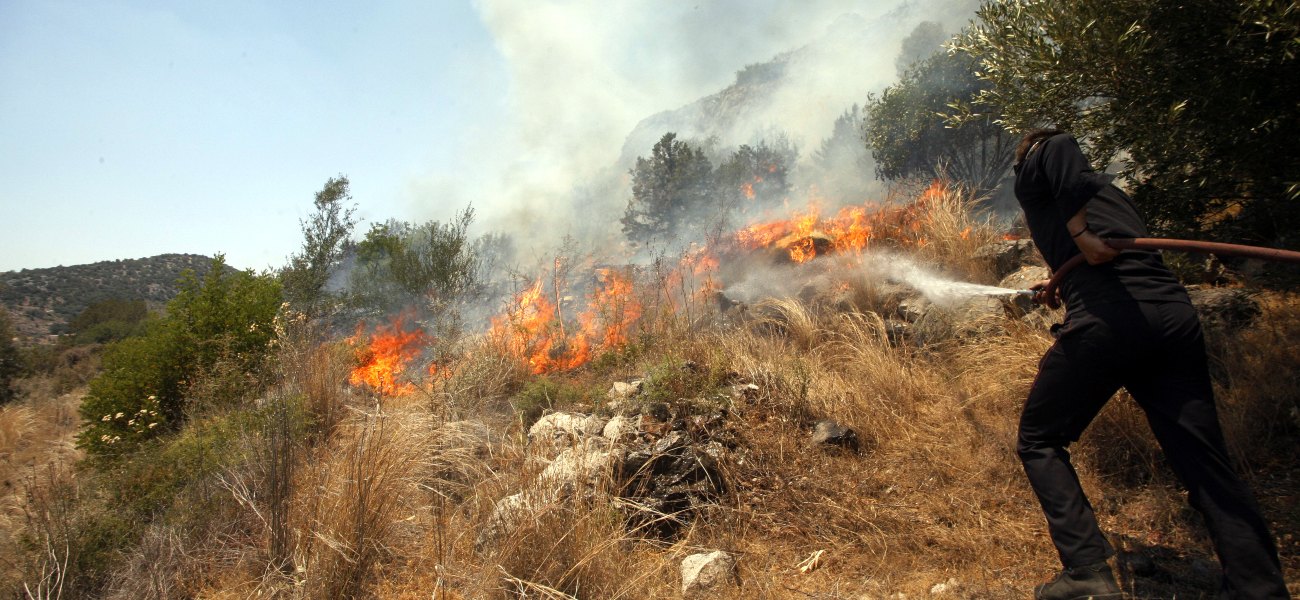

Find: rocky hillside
0;254;230;341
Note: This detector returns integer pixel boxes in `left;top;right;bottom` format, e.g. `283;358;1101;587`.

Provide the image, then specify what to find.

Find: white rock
607;380;642;401
477;492;533;550
681;550;737;597
929;578;957;596
528;412;608;447
538;446;618;492
602;414;639;443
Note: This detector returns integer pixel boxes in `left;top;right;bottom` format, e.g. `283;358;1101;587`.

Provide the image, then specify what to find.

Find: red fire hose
1036;238;1300;308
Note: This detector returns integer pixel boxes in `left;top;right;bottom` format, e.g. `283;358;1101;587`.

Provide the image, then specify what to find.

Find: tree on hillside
389;207;480;300
895;21;948;77
715;140;795;225
282;176;357;316
953;0;1300;244
68;298;149;344
865;49;1013;194
621;133;715;246
347;207;493;317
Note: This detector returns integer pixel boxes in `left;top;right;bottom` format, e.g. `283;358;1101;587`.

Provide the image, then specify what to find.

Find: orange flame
579;268;643;349
348;314;429;396
733;182;948;262
489;270;643;374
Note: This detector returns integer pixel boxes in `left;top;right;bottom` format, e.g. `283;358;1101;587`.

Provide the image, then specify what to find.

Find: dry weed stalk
17;464;80;599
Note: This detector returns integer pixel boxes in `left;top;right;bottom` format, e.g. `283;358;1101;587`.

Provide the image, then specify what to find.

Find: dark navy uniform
1014;133;1289;598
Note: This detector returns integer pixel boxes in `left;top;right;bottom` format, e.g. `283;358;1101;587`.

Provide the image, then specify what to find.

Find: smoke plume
441;0;980;259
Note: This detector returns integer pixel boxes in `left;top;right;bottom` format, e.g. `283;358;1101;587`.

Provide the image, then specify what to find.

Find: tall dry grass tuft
482;496;676;599
16;463;78;600
0;404;36;455
439;336;528;418
295;342;355;444
702;294;1050;594
294;408;429;599
912;180;1004;284
1;385;84;595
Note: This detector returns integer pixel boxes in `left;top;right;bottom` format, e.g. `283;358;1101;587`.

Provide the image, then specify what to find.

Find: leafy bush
67;298;148;344
346;207;487;317
637;355;733;415
78;256;281;459
281;176;357;317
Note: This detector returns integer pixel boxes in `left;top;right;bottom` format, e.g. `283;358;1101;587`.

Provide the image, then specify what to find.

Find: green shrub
78;255;281;459
511;376;600;426
68;298;149;344
638;355;732;412
106;407;262;517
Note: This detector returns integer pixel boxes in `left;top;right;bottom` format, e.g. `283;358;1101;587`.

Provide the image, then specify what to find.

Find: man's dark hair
1015;128;1065;168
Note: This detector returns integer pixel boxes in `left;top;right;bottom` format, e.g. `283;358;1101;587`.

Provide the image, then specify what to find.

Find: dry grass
11;184;1297;598
192;185;1294;597
0;381;83;594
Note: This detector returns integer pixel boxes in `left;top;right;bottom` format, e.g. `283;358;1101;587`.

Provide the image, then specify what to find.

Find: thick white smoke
432;0;980;259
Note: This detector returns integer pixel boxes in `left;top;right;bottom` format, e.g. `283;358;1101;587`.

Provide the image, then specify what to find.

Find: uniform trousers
1017;299;1290;599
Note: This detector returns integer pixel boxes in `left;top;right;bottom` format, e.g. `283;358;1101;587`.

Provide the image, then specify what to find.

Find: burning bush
489;268;643;375
347;314;430;397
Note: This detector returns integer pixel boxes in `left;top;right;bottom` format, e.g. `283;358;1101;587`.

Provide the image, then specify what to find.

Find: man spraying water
1011;130;1290;599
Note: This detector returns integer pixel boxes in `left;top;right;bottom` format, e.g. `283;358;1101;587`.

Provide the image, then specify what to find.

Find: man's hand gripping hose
1029;238;1300;309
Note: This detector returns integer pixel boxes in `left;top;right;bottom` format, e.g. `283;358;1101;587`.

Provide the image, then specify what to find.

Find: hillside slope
0;254;230;340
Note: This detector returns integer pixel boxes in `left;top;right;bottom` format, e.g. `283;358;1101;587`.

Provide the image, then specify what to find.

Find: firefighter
1012;129;1290;600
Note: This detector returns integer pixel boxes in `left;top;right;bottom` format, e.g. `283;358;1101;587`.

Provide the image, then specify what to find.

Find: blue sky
1;0;507;272
1;0;949;273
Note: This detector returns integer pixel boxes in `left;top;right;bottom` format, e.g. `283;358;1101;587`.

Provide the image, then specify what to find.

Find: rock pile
477;373;736;551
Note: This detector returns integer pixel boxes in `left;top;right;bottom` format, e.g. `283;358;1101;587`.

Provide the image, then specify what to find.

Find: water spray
1033;237;1300;308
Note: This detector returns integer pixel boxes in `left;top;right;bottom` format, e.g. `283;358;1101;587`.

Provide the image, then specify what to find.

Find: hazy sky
1;0;940;273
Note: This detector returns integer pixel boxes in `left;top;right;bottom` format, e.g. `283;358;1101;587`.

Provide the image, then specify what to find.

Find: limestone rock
680;550;737;597
538;445;621;495
998;265;1050;292
606;380;644;415
912;296;1005;343
602;414;639;444
528;412;608;447
897;297;930;323
929;578;958;596
607;380;643;401
476;492;534;551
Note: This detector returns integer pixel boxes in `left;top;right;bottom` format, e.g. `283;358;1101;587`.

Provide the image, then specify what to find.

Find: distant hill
0;254;233;341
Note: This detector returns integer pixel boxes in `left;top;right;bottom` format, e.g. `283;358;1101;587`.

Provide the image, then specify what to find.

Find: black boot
1034;561;1123;600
